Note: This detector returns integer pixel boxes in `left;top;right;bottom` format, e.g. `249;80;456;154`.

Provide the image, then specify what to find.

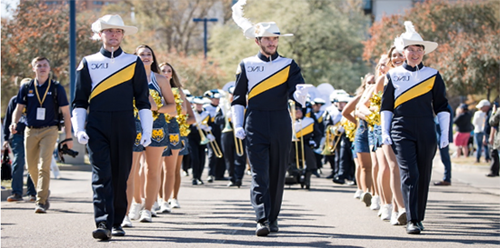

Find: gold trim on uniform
394;76;435;108
296;122;314;138
90;63;136;101
248;66;290;100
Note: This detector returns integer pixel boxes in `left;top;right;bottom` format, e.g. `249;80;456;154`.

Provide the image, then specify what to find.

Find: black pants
245;109;291;223
207;135;225;179
221;131;246;183
87;111;135;229
391;117;436;223
336;133;354;180
489;149;499;176
188;136;206;180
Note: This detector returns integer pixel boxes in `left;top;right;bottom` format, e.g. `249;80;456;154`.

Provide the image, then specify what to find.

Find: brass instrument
289;100;305;169
219;91;244;157
201;116;223;158
192;109;210;145
321;122;342;155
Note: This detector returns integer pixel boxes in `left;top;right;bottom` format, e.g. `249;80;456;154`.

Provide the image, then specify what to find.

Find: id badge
36;107;46;120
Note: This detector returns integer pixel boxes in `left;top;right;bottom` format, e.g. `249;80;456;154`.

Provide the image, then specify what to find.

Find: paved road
1;157;499;248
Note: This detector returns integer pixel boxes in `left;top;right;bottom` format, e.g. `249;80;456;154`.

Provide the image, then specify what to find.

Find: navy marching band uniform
214;106;246;187
290;111;321;189
189;106;210;185
204;95;225;180
381;62;449;226
73;47;150;231
231;51;305;227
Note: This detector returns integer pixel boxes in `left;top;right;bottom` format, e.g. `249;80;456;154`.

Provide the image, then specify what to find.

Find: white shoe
168;198;180;208
153;201;160;211
380;204;393;221
353;189;363;199
378;208;383;217
160;202;171;213
370;196;380;210
122;215;133;228
139;210;152;222
390;211;399;225
151;208;158;217
129;202;142;220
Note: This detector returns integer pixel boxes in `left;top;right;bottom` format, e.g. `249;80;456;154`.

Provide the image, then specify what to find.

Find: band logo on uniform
90;63;109;70
169;133;180;146
394;75;410;82
247;66;264;73
152;128;166;142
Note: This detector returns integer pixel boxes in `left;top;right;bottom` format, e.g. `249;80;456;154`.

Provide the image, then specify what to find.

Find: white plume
232;0;253;33
404;21;416;34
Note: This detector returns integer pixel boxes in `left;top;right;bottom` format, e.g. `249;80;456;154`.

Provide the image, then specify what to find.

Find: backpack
22;79;64;130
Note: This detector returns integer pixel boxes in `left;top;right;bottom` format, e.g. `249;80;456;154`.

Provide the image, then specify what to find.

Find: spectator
473;100;491;163
10;57;73;213
453;103;473;158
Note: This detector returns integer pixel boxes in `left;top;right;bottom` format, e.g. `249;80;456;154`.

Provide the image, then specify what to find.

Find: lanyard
34;77;51;107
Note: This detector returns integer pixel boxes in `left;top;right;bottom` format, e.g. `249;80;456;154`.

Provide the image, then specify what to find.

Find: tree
363;0;500;101
1;0;98;115
208;0;371;94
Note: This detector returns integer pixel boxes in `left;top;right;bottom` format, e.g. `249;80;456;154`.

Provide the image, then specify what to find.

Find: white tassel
232;0;253;34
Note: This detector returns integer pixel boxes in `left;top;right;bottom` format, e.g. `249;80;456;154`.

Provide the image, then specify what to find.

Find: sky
1;0;19;19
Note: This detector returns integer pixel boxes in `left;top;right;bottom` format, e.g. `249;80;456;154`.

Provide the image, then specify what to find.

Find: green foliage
1;0;99;115
209;0;371;94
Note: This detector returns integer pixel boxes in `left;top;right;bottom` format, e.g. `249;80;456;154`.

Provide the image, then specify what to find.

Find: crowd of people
1;5;499;242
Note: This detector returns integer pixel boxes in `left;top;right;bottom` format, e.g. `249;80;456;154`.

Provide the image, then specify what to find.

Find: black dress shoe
486;173;499;177
192;179;198;185
333;176;345;185
433;180;451;186
93;222;111;240
406;222;421;234
112;226;125;236
255;222;270;236
269;220;279;232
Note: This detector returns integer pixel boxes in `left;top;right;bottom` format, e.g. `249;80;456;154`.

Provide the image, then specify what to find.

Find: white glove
231;105;246;140
234;127;246;140
76;131;89;145
293;84;312;107
71;108;89;145
206;133;215;142
139;109;153;147
437;111;451;149
201;125;212;132
381;110;393;145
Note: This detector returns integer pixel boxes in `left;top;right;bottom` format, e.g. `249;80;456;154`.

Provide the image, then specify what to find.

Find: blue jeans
474;132;490;162
9;134;36;196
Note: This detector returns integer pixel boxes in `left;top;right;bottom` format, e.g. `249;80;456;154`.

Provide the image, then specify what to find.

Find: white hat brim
244;26;293;39
402;39;438;54
100;23;138;36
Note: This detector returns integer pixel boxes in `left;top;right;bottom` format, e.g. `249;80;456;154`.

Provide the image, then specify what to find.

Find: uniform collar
100;46;123;58
403;61;424;71
258;51;279;62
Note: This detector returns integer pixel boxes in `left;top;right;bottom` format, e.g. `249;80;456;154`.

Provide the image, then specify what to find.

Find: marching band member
203;90;225;182
324;95;354;185
290;103;321;189
231;0;311;236
189;96;211;185
72;15;152;239
214;86;246;187
310;98;326;177
381;22;450;234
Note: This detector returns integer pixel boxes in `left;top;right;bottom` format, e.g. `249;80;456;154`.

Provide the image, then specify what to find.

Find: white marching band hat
91;14;138;40
394;21;438;54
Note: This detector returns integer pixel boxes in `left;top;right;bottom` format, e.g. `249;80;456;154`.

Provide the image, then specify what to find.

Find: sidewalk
1;158;499;247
